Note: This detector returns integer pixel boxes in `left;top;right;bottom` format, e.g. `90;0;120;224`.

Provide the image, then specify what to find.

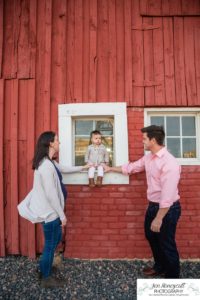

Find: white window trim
59;102;129;184
144;108;200;165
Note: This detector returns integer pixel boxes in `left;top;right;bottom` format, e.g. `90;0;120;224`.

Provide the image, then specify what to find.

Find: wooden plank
161;0;181;16
169;0;182;16
153;17;165;105
0;79;5;256
124;0;132;104
132;0;144;106
140;0;162;16
195;27;200;103
184;18;197;105
163;17;176;105
89;0;97;101
174;17;187;105
116;0;125;102
4;80;11;253
140;0;200;16
17;0;30;78
29;0;37;78
96;0;109;101
18;140;28;256
10;79;19;254
143;17;155;105
35;0;52;135
82;0;90;101
43;0;52;130
0;0;3;78
66;0;75;102
26;80;36;258
108;0;116;101
19;80;36;257
182;0;200;16
139;0;148;15
2;0;20;78
35;0;45;135
74;0;83;102
51;0;67;131
18;80;28;256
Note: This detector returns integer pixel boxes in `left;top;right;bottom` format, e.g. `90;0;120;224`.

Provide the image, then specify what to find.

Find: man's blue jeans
39;218;62;278
145;201;181;278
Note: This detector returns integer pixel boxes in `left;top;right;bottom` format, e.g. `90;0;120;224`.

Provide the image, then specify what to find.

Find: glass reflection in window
74;119;114;166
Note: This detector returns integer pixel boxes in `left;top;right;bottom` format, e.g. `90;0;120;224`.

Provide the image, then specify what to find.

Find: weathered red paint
0;0;200;259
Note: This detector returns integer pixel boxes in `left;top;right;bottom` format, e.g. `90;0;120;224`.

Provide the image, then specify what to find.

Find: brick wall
64;107;200;259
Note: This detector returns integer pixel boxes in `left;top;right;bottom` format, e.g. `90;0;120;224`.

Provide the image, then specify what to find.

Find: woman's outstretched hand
82;164;92;170
103;165;111;173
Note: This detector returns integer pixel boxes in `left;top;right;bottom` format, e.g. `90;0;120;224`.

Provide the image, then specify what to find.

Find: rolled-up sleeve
160;163;181;208
122;156;145;175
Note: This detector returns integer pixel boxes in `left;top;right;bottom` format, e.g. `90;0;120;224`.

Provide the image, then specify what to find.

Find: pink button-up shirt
122;147;181;208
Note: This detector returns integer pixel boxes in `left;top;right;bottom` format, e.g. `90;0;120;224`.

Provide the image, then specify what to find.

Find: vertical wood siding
0;0;200;258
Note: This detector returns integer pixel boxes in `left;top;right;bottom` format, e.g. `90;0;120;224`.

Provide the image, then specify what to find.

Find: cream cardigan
18;158;82;223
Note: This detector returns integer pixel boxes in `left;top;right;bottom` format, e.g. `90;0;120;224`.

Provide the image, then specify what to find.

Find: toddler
85;130;109;187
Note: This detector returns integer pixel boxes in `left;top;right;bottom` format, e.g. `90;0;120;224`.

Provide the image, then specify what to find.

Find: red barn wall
0;0;200;258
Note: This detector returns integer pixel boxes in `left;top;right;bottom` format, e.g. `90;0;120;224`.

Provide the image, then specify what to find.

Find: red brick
109;192;124;198
100;241;117;247
108;223;127;229
91;223;108;229
91;235;109;241
109;235;127;241
101;216;118;222
101;229;119;235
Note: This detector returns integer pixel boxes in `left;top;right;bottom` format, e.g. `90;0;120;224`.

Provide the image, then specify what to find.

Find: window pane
75;120;93;135
183;138;196;158
167;138;181;157
150;116;164;127
102;136;113;152
75;137;90;166
95;120;113;135
166;117;180;136
182;117;196;136
74;133;114;166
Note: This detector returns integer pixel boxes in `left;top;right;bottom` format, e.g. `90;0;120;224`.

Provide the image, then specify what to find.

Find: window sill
62;172;129;185
177;159;200;165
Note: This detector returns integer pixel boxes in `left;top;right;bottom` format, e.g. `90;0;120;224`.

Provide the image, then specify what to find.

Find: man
104;125;181;278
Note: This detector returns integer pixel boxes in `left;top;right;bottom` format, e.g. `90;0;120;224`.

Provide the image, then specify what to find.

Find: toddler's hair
90;130;101;137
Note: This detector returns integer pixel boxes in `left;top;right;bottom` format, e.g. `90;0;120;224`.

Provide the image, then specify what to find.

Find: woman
22;131;89;288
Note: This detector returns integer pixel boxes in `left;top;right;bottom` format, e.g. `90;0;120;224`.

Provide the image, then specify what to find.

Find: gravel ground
0;256;200;300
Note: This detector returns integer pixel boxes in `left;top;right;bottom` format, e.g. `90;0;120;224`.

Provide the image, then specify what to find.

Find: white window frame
59;102;129;184
144;108;200;165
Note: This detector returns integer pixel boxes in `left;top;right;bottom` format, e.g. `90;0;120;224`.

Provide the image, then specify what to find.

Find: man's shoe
143;267;165;276
41;276;65;288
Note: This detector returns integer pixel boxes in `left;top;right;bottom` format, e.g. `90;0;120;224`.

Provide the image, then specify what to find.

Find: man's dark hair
141;125;165;145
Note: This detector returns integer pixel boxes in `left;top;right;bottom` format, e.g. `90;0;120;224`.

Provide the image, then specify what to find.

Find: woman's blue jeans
145;201;181;278
39;218;62;278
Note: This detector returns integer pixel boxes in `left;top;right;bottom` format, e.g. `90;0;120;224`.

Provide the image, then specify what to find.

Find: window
145;108;200;165
59;103;129;184
74;118;114;166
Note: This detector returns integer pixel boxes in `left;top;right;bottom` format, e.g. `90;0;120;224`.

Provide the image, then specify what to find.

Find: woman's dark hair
141;125;165;146
32;131;56;169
